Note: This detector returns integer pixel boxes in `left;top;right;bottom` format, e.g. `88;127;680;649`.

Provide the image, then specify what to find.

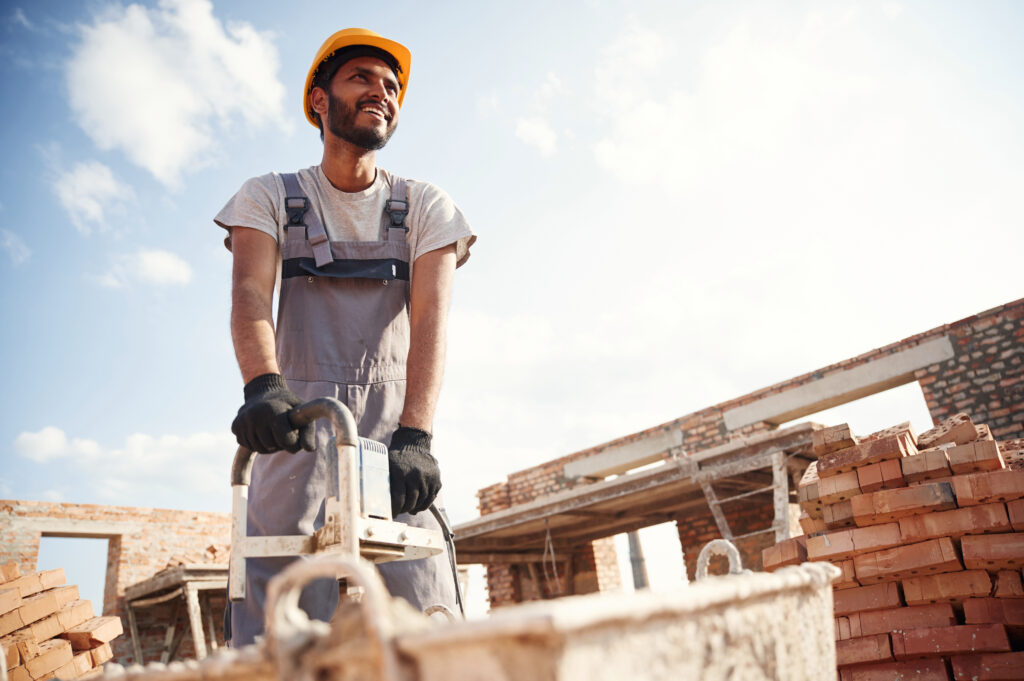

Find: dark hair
310;45;403;139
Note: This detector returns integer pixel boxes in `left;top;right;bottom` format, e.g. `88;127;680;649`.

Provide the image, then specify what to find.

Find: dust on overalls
229;171;457;646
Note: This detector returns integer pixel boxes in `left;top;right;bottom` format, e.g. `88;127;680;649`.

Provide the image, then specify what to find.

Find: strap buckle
285;196;309;226
384;198;409;230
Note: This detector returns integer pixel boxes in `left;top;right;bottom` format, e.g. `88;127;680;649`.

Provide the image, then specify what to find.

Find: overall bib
230;171;457;646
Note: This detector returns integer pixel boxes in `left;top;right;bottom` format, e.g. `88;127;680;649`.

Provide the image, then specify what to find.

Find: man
214;28;475;646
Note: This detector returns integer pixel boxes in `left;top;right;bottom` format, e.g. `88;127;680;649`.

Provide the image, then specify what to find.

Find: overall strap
383;176;409;243
281;172;333;267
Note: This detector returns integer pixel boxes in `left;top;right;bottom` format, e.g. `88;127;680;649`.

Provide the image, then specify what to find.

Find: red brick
855;537;962;584
953;470;1024;506
948;440;1006;475
993;570;1023;598
839;659;951;681
865;422;919;445
24;639;72;679
834;582;903;616
819;432;918;478
858;459;907;494
950;652;1024;680
815;423;859;456
4;574;42;600
962;534;1024;571
898;503;1011;544
0;564;20;584
798;461;824;518
762;535;807;571
821;470;863;504
0;589;19;618
852;483;957;527
891;623;1011;660
807;523;902;562
15;588;60;627
903;570;993;605
919;412;978;449
826;500;858;529
833;559;859;590
963;598;1024;627
836;616;852;641
1008;499;1024;531
799;510;828;535
848;603;957;637
901;446;953;483
836;633;893;666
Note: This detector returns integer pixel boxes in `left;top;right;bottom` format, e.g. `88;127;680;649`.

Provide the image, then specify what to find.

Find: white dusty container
87;558;838;681
398;562;839;681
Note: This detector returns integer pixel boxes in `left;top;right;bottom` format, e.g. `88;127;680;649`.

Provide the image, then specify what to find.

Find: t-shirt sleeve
409;181;476;268
213;173;282;251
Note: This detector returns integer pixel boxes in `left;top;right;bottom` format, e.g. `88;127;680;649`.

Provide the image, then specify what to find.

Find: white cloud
593;19;668;104
67;0;287;188
515;116;558;157
14;427;237;509
0;229;30;265
15;427;100;463
10;8;33;30
99;249;193;288
42;490;64;502
533;72;566;111
53;161;134;235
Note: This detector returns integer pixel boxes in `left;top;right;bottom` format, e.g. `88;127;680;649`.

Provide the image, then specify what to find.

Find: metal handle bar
230;397;359;487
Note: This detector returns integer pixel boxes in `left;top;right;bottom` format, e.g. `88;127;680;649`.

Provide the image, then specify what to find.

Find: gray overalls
230;171;457;646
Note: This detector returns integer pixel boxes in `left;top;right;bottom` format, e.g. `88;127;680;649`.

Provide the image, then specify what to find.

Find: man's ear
310;86;329;118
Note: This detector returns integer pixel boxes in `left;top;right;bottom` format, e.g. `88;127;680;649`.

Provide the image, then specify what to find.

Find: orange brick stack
0;562;123;680
764;413;1024;681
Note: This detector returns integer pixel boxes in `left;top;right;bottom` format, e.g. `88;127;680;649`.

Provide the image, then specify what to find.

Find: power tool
228;397;463;615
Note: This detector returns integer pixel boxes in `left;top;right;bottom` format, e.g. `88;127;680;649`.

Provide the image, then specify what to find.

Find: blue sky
3;1;1023;613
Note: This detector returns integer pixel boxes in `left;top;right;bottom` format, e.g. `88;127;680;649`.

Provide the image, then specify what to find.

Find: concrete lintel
16;517;142;538
564;428;683;480
722;336;954;430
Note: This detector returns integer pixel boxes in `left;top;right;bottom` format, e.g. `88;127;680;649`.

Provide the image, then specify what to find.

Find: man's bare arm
400;243;457;432
230;227;280;382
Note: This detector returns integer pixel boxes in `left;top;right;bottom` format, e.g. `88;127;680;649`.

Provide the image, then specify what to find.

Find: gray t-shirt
214;165;475;278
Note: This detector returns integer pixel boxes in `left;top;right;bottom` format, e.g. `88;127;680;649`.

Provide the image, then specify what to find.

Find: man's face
323;56;400;150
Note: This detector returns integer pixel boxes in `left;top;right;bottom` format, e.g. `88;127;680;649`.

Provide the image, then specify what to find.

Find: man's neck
320;138;378;192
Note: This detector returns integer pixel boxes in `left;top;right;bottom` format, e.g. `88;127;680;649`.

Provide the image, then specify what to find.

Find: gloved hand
231;373;315;454
388;426;441;517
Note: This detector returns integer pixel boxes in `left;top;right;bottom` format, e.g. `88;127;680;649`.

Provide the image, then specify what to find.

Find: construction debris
764;412;1024;680
1;564;123;680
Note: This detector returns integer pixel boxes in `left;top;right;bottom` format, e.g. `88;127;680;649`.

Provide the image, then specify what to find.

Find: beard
327;92;397;151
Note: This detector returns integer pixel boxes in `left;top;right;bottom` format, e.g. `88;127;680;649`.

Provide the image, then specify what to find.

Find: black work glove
231;373;315;454
388;426;441;517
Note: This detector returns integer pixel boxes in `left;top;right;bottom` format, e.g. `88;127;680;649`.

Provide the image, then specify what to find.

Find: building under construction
1;297;1021;678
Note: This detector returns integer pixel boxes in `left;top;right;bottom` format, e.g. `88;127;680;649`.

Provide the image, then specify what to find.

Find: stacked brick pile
762;412;1024;680
1;562;123;680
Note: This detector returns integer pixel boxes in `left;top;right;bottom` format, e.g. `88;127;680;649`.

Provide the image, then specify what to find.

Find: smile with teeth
359;103;389;121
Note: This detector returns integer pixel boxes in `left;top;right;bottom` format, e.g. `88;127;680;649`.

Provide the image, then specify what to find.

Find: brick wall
0;500;230;664
477;299;1024;607
916;308;1024;437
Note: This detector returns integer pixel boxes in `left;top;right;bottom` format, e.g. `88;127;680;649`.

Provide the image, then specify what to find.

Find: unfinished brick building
0;501;230;664
457;298;1023;608
2;298;1020;668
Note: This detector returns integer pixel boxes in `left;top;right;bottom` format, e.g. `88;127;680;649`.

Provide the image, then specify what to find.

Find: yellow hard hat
303;28;412;128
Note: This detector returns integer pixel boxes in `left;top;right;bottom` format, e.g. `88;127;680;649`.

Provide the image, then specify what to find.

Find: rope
541;519;563;595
